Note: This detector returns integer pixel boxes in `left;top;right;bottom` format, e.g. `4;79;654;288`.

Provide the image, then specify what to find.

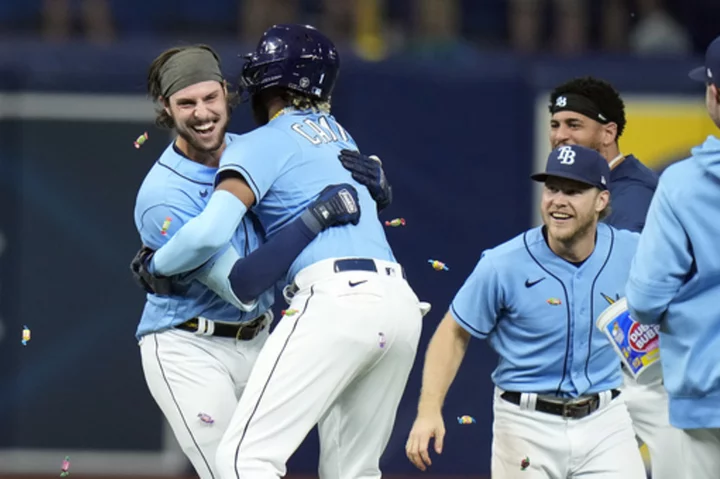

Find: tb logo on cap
555;96;567;107
557;145;576;165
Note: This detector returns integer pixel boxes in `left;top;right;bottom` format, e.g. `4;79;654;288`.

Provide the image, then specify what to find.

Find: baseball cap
689;35;720;86
531;145;609;190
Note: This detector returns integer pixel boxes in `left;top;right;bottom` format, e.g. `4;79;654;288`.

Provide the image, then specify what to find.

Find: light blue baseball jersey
216;109;394;282
451;223;639;397
134;134;273;339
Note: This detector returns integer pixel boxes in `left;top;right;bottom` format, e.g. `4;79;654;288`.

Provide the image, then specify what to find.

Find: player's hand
338;149;393;212
406;412;446;471
130;245;177;296
300;184;361;235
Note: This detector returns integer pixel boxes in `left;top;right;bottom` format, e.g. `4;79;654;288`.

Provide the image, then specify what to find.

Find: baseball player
140;25;424;479
406;145;646;478
626;35;720;479
132;44;392;479
548;77;683;479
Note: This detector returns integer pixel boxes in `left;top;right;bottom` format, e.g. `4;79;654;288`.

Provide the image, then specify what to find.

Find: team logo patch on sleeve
546;298;562;306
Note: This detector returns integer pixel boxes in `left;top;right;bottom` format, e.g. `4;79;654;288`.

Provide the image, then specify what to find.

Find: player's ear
596;189;610;214
222;80;229;96
160;96;171;116
603;122;618;146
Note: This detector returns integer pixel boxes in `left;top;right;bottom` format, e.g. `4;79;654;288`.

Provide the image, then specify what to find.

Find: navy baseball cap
689;35;720;86
531;145;609;190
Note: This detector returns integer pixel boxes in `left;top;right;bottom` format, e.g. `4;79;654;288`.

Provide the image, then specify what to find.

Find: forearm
151;191;247;276
417;314;470;414
229;215;317;303
626;278;672;324
195;247;258;312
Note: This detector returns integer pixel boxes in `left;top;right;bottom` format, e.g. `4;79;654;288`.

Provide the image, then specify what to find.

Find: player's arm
151;131;292;275
626;178;693;324
131;202;204;294
604;183;654;232
419;253;501;411
407;253;502;471
338;149;393;212
148;177;253;276
197;184;361;304
417;312;471;415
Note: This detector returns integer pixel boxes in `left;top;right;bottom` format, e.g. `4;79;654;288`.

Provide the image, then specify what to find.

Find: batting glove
300;183;361;235
338;149;393;212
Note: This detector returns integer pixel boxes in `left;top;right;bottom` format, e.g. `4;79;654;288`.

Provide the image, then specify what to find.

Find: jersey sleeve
216;128;295;203
449;252;503;339
135;202;196;250
626;179;693;324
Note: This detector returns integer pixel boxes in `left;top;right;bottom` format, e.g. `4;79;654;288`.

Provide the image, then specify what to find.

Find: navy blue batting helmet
239;24;339;102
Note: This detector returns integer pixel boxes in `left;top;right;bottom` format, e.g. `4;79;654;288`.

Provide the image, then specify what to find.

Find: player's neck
175;136;226;168
267;98;290;123
603;145;623;170
547;228;596;263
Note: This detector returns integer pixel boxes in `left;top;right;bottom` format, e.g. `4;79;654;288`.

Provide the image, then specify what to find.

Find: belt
500;389;621;419
332;258;407;279
284;258;407;303
175;313;268;340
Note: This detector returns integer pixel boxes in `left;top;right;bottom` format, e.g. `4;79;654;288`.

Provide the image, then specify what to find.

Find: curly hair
549;77;626;140
146;44;237;129
271;87;331;113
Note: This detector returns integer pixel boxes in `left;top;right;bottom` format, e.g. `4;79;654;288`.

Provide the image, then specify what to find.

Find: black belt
501;389;621;419
333;258;407;279
175;313;267;340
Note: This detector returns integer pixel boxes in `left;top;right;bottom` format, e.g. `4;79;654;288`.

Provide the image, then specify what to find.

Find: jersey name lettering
291;116;349;145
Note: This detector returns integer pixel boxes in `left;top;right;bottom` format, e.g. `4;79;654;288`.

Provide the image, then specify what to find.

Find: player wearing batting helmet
139;24;424;478
130;43;391;479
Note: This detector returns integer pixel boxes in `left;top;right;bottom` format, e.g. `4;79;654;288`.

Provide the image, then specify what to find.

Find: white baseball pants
215;258;423;479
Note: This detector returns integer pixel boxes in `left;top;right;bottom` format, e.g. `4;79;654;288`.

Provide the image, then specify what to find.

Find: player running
548;76;684;479
406;145;645;478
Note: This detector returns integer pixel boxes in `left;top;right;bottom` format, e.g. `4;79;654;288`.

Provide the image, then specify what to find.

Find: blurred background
0;0;718;478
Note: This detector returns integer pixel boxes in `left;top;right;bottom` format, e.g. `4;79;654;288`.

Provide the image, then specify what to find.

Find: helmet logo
299;77;310;88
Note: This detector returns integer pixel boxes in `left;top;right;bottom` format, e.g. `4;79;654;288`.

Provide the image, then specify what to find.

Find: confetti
521;456;530;471
457;415;476;424
160;217;172;236
60;456;70;477
197;413;214;424
428;259;449;271
384;218;406;227
378;332;386;348
134;131;149;149
282;309;298;317
21;325;30;346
